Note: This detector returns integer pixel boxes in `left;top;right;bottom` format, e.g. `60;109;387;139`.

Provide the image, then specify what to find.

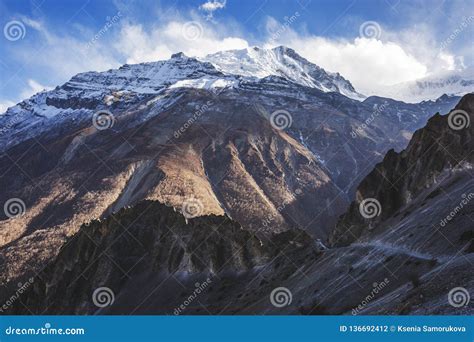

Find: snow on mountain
379;68;474;103
0;46;370;151
201;46;366;100
0;53;235;150
8;46;467;153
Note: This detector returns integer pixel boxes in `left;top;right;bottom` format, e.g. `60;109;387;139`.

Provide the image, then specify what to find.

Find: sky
0;0;473;112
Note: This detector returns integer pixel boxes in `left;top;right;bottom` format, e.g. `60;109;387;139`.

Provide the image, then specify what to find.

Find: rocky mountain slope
6;95;473;315
330;94;474;248
0;46;465;308
202;46;365;100
7;201;315;314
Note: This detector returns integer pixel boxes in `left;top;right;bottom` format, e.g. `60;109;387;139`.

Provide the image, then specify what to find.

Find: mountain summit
0;45;462;306
201;46;365;100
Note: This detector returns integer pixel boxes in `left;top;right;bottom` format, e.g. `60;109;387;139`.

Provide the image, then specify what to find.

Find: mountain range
379;68;474;103
0;46;472;315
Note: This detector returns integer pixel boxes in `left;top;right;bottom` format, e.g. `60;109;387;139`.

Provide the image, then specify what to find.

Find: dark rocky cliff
330;93;474;248
8;201;315;314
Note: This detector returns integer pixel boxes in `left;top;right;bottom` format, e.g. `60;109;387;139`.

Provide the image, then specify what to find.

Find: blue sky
0;0;473;111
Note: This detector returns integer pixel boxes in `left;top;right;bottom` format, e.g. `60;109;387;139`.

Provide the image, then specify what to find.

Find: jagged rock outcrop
0;47;465;310
8;201;315;314
330;93;474;247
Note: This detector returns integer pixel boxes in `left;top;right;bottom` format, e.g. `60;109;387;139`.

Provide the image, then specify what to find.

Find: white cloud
199;0;226;20
0;100;15;114
265;36;428;95
115;21;248;64
0;79;52;111
5;6;471;105
19;16;45;32
200;0;226;12
12;16;122;80
20;79;52;99
261;15;473;96
5;15;248;105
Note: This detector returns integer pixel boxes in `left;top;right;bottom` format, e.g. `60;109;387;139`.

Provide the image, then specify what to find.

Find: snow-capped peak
377;68;474;103
0;46;367;152
201;46;365;100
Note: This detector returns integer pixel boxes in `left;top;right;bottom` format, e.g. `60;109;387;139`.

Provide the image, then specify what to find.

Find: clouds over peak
1;0;472;105
115;20;247;64
262;11;470;96
269;36;428;94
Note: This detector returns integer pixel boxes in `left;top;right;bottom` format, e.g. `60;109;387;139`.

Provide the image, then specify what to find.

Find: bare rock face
7;201;315;315
5;96;473;316
0;87;347;291
0;48;467;314
330;93;474;248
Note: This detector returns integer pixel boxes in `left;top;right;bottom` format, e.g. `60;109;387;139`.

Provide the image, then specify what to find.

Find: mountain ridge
0;47;467;309
7;94;473;315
